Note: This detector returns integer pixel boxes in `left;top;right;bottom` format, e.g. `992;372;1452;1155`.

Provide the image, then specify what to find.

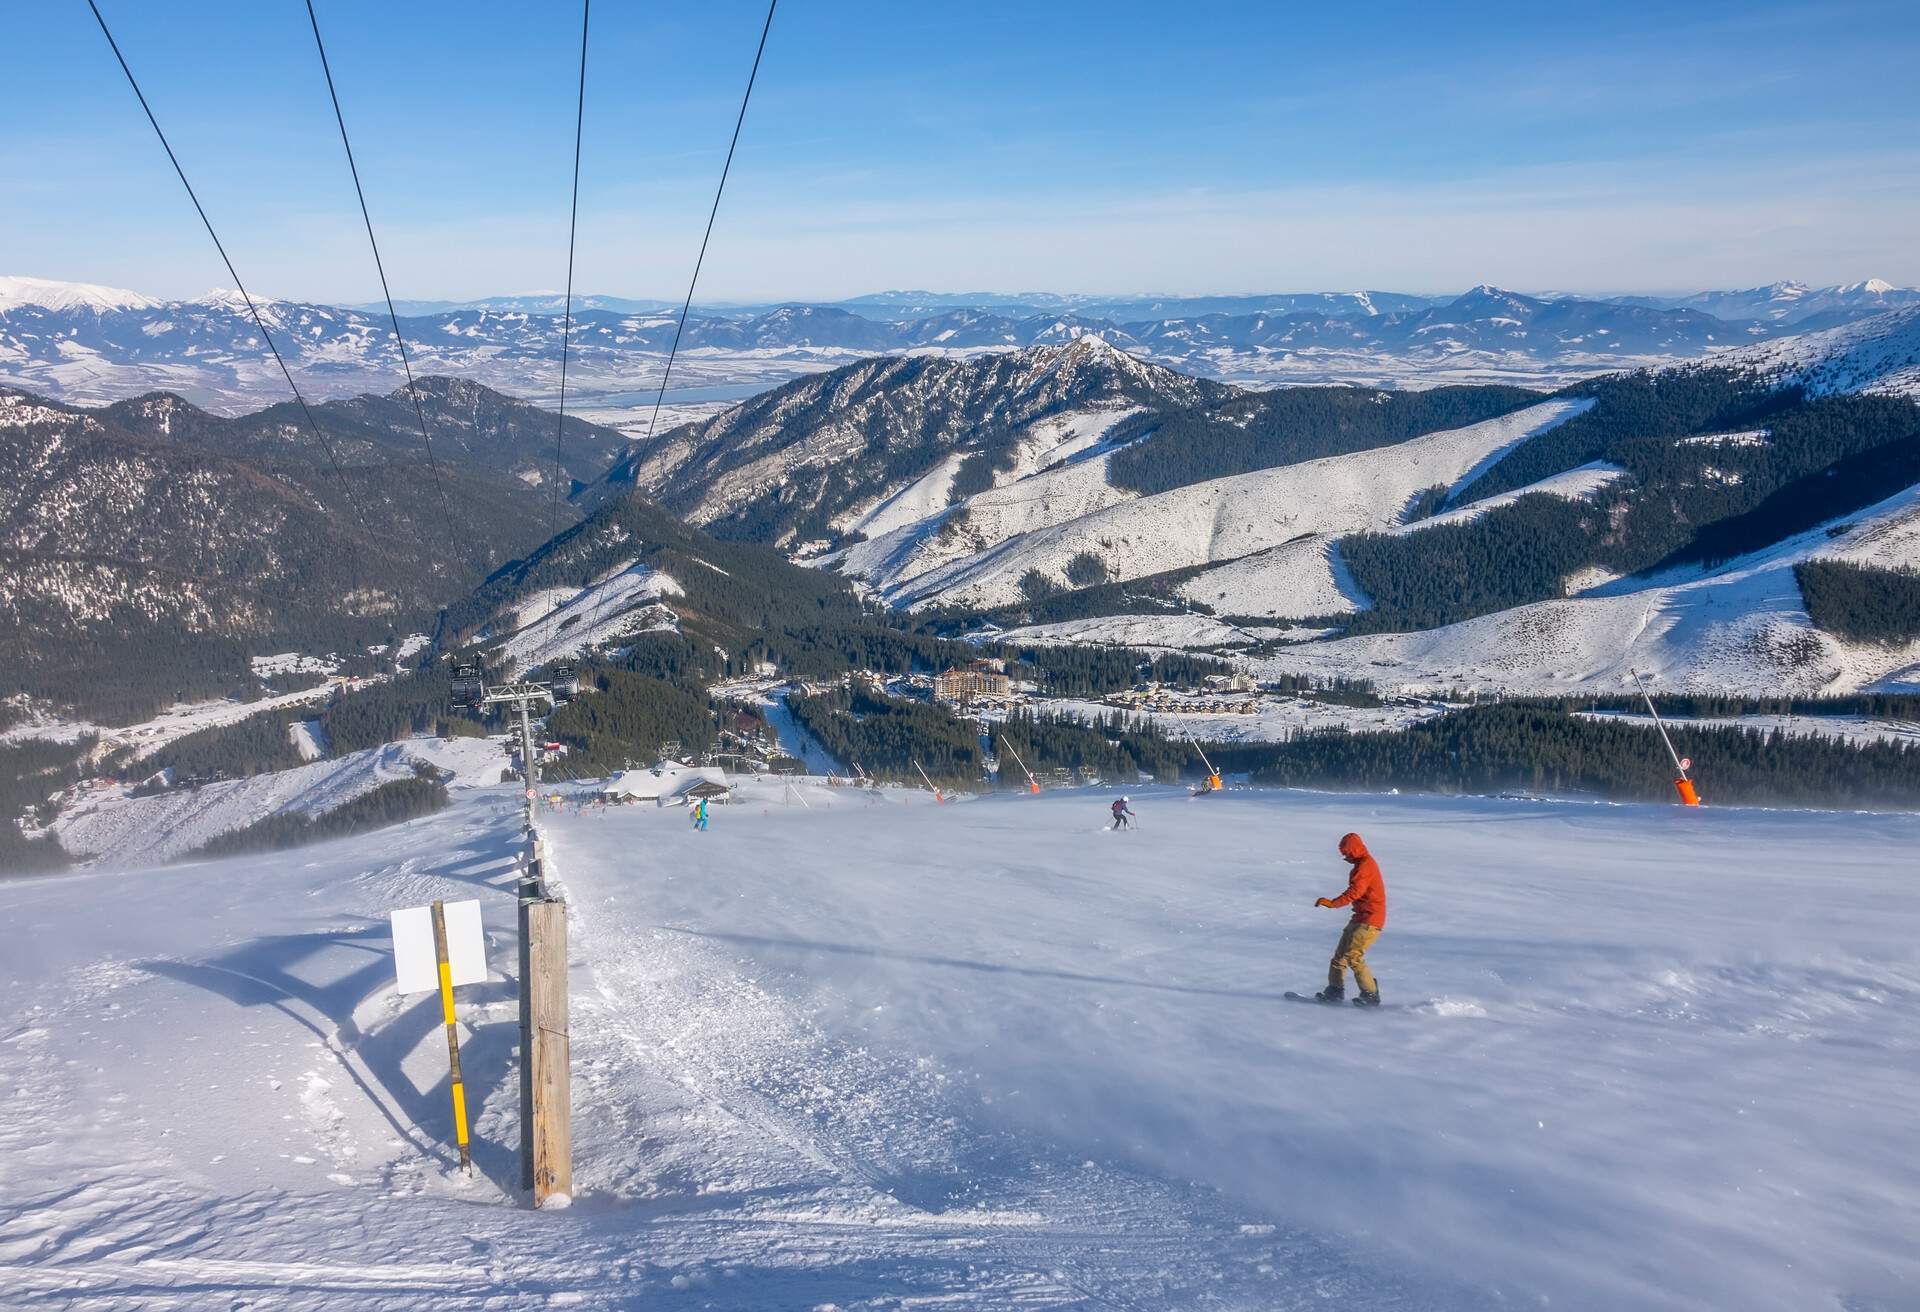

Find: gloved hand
1315;897;1333;908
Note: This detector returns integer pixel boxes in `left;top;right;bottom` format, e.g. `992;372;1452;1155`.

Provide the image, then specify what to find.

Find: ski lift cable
548;0;590;552
579;0;776;649
85;0;371;539
303;0;464;572
636;0;777;451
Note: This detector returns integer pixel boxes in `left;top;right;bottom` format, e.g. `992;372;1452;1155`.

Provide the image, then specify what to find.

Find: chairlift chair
449;660;485;711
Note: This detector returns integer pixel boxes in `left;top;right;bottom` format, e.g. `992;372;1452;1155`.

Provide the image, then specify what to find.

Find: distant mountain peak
1061;331;1118;354
1457;284;1528;302
0;275;162;313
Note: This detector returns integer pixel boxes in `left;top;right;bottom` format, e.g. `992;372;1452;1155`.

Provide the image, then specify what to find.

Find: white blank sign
391;900;489;995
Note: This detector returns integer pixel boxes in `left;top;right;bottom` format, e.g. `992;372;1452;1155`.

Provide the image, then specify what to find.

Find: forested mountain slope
446;491;868;679
0;379;627;717
582;336;1233;544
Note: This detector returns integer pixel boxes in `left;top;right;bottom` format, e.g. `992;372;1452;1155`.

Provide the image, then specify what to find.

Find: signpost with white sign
391;898;488;1172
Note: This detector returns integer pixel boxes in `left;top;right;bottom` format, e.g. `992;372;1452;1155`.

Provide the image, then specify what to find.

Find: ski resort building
592;763;731;806
934;661;1012;705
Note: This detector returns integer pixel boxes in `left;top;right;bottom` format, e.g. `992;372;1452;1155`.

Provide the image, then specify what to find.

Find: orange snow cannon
1674;777;1701;807
1029;778;1041;795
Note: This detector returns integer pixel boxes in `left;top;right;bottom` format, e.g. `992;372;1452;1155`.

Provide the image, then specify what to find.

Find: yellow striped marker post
430;899;472;1174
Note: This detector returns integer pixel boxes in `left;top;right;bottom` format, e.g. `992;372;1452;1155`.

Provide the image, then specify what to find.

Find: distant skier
1313;832;1386;1006
1110;797;1135;830
690;797;710;832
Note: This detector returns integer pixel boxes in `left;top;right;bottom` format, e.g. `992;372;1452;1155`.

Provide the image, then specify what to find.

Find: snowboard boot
1354;988;1382;1008
1313;986;1345;1004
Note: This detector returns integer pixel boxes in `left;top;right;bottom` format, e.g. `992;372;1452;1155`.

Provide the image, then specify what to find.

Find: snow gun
1189;736;1223;793
913;759;945;803
1630;668;1701;806
1001;739;1041;794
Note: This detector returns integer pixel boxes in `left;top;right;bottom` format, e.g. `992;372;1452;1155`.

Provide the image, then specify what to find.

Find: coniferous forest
1795;560;1920;644
1245;704;1920;808
785;685;983;784
188;770;450;859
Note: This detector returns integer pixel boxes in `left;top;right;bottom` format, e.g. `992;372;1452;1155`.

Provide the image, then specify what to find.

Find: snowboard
1284;991;1396;1010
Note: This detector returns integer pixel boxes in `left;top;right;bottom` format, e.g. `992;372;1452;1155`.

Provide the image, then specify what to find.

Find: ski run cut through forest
2;773;1916;1311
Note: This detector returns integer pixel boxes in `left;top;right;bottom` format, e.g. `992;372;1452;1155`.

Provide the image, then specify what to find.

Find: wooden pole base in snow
522;897;571;1207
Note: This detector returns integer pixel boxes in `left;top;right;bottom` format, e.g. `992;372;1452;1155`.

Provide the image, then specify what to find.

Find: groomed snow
4;781;1916;1309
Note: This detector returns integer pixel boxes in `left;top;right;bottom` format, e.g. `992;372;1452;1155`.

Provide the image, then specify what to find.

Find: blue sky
7;0;1919;302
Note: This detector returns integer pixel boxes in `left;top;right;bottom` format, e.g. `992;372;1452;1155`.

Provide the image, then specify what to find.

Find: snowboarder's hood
1339;832;1370;863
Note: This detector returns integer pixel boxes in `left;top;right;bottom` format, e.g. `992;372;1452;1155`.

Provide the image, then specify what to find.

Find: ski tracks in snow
552;832;1453;1309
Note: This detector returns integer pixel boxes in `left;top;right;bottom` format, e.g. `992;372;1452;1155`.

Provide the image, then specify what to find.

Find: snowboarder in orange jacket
1313;832;1386;1007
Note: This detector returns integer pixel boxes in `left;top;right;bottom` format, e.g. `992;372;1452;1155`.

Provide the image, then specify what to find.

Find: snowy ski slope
3;780;1915;1309
856;398;1593;611
482;560;682;675
1254;478;1920;695
46;736;508;867
1169;459;1624;622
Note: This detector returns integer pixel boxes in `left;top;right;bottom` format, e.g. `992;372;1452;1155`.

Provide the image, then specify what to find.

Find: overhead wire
303;0;465;575
637;0;777;452
549;0;591;551
578;0;778;655
526;0;593;671
84;0;372;542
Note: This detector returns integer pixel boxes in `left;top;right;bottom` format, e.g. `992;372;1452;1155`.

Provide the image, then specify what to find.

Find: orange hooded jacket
1327;832;1386;928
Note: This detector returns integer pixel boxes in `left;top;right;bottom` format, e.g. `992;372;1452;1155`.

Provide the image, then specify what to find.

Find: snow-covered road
3;780;1916;1308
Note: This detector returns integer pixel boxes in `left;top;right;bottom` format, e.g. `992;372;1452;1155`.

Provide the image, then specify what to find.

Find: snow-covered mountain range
7;276;1919;714
1616;278;1920;326
7;274;1917;411
584;309;1920;698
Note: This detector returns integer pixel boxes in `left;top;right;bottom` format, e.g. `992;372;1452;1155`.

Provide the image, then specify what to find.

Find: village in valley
556;655;1446;810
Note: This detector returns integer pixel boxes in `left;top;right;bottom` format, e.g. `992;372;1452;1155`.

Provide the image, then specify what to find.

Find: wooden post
526;899;571;1206
430;899;472;1174
517;894;534;1190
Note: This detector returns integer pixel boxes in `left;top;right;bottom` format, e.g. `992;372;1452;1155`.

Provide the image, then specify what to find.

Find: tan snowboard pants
1328;921;1381;993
